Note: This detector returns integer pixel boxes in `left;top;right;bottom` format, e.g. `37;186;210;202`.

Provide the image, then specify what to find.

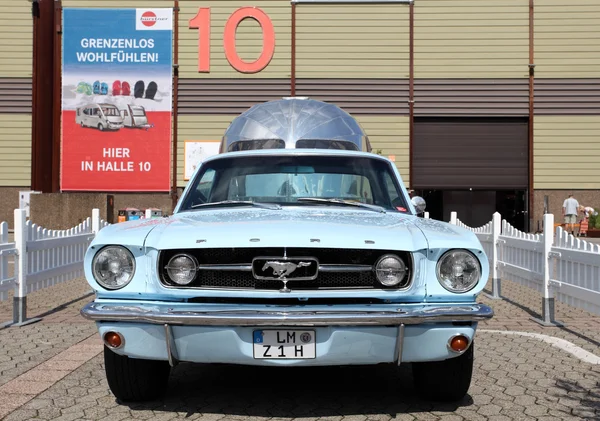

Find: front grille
158;248;412;291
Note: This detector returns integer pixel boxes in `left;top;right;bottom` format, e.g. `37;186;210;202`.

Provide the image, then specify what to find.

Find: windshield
178;155;410;213
101;106;119;116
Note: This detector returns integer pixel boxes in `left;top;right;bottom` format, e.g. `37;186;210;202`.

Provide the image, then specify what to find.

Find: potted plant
586;207;600;238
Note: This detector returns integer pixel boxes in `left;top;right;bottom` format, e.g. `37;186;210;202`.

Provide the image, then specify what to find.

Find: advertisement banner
61;8;173;191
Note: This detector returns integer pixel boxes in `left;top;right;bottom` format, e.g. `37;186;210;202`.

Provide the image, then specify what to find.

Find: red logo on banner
141;11;157;27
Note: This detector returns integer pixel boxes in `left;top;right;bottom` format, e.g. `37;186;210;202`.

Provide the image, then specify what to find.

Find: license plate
253;330;316;359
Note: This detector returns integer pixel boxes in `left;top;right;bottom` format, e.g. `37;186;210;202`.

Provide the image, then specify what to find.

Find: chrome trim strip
176;263;373;273
318;264;372;272
164;324;179;367
196;264;252;271
394;324;405;366
82;303;494;327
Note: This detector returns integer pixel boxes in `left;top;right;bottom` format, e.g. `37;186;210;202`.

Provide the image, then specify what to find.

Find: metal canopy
221;97;371;152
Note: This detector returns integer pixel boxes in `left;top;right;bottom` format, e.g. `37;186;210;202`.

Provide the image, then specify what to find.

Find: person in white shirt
562;194;580;235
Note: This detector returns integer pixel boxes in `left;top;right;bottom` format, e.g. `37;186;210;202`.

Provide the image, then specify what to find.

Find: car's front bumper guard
81;302;494;327
82;302;493;367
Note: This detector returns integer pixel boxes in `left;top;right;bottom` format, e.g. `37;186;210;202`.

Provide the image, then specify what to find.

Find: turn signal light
104;331;123;349
449;335;469;352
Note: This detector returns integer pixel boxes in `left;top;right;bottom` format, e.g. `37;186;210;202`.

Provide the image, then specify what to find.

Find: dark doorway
415;189;527;232
412;117;529;231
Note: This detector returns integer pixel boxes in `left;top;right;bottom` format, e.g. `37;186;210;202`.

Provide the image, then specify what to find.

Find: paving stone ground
0;276;599;421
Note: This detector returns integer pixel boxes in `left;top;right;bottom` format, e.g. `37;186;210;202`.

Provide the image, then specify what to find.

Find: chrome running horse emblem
262;261;311;279
261;261;313;292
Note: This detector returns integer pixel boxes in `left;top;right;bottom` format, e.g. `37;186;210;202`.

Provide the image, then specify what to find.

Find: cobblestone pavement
0;276;599;421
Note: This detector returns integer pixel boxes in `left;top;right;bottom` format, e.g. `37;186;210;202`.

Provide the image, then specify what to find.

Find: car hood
144;208;430;251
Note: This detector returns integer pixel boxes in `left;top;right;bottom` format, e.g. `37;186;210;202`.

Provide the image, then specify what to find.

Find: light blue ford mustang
81;98;493;403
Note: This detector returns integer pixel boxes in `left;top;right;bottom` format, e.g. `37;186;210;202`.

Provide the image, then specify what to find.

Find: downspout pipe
172;1;180;211
528;0;535;231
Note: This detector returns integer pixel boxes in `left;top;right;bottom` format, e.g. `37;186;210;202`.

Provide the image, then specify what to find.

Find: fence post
424;212;430;219
450;211;457;225
0;222;7;283
92;208;100;234
145;208;152;219
532;213;563;327
11;209;41;327
485;212;503;300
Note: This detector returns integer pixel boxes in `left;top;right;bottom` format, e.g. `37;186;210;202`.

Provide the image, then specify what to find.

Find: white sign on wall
184;140;221;181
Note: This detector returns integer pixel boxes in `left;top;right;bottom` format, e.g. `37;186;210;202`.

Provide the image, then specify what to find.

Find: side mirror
411;196;427;214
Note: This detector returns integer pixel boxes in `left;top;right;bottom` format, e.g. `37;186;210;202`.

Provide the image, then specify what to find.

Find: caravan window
101;106;119;117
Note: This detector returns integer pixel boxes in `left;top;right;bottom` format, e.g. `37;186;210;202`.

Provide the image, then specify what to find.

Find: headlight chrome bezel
374;253;408;287
435;249;482;294
165;253;199;286
91;245;136;290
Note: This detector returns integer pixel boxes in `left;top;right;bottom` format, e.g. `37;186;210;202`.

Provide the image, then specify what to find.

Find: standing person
562;193;580;235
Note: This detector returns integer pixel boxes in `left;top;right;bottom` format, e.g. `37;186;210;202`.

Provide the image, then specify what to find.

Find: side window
193;169;215;204
383;172;406;211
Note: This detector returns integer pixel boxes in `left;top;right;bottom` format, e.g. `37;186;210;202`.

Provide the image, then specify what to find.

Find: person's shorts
564;214;577;224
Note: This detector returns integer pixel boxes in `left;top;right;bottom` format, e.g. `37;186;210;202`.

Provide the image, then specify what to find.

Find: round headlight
436;249;481;293
375;254;407;287
92;246;135;290
166;254;198;285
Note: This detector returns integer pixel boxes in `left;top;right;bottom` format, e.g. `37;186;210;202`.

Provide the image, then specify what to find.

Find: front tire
103;346;171;402
98;123;104;131
412;342;474;402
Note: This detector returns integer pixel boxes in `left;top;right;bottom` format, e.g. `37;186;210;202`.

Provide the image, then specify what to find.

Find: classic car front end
81;98;493;403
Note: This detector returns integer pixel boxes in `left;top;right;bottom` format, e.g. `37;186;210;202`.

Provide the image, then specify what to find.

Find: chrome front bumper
81;302;494;327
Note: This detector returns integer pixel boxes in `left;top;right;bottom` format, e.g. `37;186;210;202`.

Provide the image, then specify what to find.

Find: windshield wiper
296;198;386;213
190;200;282;210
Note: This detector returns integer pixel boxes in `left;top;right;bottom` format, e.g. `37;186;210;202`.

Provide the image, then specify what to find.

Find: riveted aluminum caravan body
219;97;372;153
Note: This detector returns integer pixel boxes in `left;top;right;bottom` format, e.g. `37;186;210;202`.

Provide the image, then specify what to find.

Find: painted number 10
189;7;276;74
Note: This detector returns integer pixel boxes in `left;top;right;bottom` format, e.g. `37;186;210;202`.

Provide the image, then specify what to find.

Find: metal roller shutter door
412;117;528;189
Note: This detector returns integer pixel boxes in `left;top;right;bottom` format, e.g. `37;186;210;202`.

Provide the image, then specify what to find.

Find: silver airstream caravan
219;97;372;153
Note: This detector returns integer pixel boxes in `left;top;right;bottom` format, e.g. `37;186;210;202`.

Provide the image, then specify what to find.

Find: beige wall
296;4;409;78
535;0;600;78
179;0;291;78
0;0;32;77
414;0;529;78
0;115;31;187
534;116;600;190
0;1;32;188
355;116;410;187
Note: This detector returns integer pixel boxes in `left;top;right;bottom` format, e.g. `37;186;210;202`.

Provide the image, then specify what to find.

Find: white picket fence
453;211;600;322
0;221;16;302
0;208;110;327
